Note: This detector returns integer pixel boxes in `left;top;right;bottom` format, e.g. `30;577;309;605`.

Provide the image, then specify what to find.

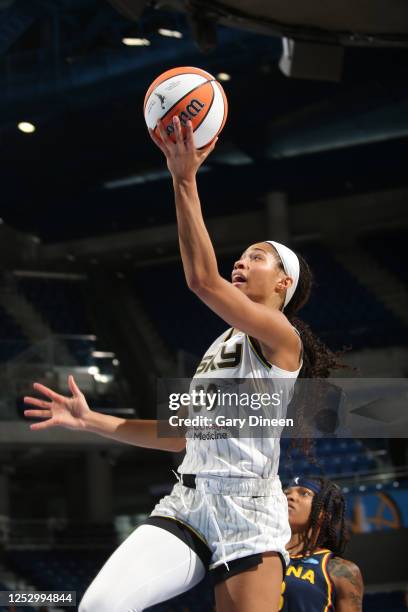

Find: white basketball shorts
145;473;291;583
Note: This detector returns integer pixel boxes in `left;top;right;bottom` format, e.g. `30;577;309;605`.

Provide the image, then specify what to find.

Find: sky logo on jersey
195;343;243;374
302;558;319;565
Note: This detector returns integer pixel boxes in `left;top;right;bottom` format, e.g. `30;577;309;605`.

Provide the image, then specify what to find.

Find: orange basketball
144;66;228;148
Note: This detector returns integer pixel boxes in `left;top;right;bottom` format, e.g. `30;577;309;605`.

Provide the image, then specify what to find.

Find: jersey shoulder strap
223;327;235;341
292;325;304;364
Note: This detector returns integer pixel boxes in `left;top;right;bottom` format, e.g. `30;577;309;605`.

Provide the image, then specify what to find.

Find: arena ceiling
0;0;407;243
109;0;408;46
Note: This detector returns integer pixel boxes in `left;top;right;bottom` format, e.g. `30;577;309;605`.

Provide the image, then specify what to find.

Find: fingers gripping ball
144;66;228;148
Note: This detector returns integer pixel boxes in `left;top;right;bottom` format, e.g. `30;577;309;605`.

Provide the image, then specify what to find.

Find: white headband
266;240;300;309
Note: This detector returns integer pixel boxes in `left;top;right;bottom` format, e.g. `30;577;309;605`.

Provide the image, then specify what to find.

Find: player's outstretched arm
149;115;297;353
24;375;185;453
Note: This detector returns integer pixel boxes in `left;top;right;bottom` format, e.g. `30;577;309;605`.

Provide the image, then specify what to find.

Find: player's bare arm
328;557;364;612
24;376;185;452
149;116;299;356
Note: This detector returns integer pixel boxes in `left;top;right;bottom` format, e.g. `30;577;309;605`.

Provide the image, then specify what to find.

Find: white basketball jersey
178;327;303;479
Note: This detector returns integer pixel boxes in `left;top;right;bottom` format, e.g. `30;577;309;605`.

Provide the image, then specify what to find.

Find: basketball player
24;116;342;612
281;476;364;611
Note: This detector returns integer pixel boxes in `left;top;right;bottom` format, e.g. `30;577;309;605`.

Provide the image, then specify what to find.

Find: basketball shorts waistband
176;471;282;496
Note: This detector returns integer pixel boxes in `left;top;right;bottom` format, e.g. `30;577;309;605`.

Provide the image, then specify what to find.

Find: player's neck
287;528;322;557
287;533;308;556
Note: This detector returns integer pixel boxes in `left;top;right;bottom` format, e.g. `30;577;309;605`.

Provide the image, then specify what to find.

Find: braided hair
297;477;349;557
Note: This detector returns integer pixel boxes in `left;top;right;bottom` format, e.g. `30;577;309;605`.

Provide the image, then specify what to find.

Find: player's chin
287;507;299;520
232;281;248;292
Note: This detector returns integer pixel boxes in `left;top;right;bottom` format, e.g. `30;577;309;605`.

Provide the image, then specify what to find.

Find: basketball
144;66;228;149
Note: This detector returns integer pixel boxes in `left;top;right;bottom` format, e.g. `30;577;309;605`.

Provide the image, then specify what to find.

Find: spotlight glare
158;28;183;39
18;122;36;134
122;37;150;47
217;72;231;82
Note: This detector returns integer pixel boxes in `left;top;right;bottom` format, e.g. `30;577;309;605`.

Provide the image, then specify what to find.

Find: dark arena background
1;0;408;610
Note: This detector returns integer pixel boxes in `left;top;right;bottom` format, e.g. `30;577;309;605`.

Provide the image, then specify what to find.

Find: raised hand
149;116;217;182
24;375;92;432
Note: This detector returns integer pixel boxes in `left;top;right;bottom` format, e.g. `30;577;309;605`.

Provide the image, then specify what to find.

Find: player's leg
78;522;207;612
214;552;284;612
208;486;289;612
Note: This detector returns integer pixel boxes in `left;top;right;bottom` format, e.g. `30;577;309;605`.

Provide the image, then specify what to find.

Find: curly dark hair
289;477;349;557
265;242;350;463
266;243;346;378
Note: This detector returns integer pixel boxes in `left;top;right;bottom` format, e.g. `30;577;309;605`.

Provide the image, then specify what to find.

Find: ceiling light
94;374;111;383
18;122;36;133
158;28;183;39
122;37;150;46
217;72;231;82
92;351;116;358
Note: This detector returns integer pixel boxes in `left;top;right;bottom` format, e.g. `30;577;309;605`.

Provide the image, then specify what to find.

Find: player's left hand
149;115;217;182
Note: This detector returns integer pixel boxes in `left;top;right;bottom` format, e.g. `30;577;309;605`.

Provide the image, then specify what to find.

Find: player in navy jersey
24;118;345;612
280;476;363;611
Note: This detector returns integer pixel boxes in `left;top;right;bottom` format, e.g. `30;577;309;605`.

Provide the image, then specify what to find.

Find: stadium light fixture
122;37;150;46
158;28;183;39
18;122;36;133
